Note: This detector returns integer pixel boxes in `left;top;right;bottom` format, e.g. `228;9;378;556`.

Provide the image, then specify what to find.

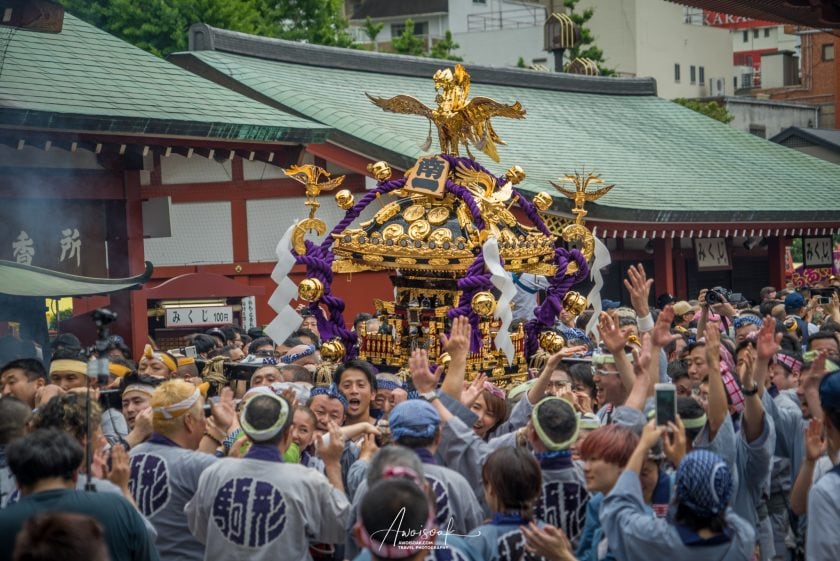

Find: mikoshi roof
0;260;153;298
171;24;840;226
0;14;330;144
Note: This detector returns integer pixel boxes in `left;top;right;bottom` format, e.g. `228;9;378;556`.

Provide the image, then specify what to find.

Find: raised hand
522;522;576;561
704;321;721;366
755;317;781;361
317;420;346;465
106;444;131;491
805;418;826;462
460;372;487;407
598;312;626;354
408;348;442;394
34;384;65;409
574;391;593;414
624;263;652;318
631;333;653;380
639;419;666;451
663;417;687;467
359;433;379;461
558;344;590;358
738;346;756;388
134;408;153;439
651;305;681;348
439;315;471;362
210;386;237;433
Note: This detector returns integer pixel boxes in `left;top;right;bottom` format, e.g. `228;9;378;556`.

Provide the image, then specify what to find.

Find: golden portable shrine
267;64;611;387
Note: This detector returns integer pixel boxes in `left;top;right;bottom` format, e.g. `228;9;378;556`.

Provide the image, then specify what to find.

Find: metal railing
466;6;545;32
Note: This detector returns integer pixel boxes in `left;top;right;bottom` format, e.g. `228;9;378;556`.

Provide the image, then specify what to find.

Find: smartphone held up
655;383;677;429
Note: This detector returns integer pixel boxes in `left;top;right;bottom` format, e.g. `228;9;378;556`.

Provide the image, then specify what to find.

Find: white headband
240;393;291;442
152;387;200;420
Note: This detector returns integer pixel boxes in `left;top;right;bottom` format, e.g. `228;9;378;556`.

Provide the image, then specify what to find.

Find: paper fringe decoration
265;223;303;346
585;236;611;343
482;237;516;366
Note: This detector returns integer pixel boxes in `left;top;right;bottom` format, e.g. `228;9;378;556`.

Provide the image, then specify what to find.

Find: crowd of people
1;266;839;561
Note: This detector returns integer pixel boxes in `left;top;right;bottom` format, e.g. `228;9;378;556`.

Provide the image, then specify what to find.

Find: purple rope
447;254;491;351
524;248;590;357
444;180;486;231
290;177;408;361
438;154;553;238
513;187;553;238
321;177;407;252
439;154;499;184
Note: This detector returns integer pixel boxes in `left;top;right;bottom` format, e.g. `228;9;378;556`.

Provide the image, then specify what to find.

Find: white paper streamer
483;237;516;366
265;224;303;346
585;236;612;343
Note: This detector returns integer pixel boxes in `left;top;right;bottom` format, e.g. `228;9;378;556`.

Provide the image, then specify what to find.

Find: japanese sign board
240;296;257;330
1;200;107;276
165;306;234;328
802;237;834;268
404;155;450;198
694;238;731;271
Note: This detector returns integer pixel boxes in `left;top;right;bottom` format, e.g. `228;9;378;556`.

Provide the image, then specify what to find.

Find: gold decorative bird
284;164;345;198
550;171;614;225
366;64;525;162
454;162;512;204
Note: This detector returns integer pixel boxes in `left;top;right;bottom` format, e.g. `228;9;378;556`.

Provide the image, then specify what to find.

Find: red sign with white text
704;10;777;29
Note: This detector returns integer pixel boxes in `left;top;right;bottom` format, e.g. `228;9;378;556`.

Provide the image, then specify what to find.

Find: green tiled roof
174;28;840;223
0;15;330;143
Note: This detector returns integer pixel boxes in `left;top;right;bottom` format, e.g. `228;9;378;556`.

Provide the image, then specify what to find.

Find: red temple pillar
653;238;675;297
767;236;787;290
108;170;148;356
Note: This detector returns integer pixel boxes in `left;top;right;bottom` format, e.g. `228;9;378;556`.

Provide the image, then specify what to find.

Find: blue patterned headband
376;379;403;391
733;315;763;330
558;326;591;346
310;384;348;410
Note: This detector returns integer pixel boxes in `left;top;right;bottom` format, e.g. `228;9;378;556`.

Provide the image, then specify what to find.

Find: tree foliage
59;0;352;57
563;0;614;76
362;16;384;44
390;19;462;61
391;19;426;57
430;31;462;62
672;98;735;124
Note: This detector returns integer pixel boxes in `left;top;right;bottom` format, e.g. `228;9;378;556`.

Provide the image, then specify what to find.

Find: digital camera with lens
706;287;732;305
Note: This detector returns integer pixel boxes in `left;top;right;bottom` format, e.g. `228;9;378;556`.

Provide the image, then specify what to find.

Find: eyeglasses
547;380;570;389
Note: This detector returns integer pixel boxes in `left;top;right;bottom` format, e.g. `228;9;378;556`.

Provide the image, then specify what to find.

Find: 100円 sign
165;306;233;327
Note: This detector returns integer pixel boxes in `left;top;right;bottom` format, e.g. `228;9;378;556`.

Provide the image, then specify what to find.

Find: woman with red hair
575;424;639;561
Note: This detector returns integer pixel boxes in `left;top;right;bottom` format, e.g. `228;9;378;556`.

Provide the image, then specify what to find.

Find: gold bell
563;291;588;316
471;291;497;317
320;338;346;362
335;189;355;210
367;161;392;182
532;191;553;212
505;165;526;185
298;278;324;302
539;331;566;354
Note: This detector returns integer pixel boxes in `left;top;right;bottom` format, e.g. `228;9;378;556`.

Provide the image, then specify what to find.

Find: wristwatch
742;383;759;396
419;390;438;402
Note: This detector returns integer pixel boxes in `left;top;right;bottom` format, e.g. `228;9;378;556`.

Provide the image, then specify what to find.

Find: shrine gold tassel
420;118;433;151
